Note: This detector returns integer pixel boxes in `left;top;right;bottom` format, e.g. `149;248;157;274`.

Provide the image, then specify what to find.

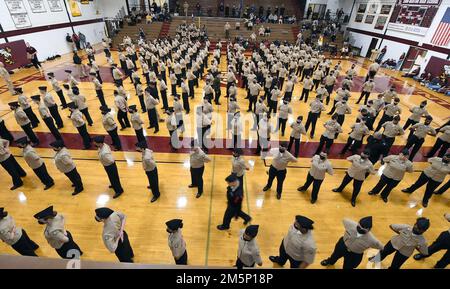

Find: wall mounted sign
28;0;47;13
375;16;388;30
365;15;375;24
47;0;63;12
368;4;379;14
355;13;364;22
11;13;32;28
68;0;82;16
380;5;392;15
5;0;28;14
357;4;367;13
387;22;429;35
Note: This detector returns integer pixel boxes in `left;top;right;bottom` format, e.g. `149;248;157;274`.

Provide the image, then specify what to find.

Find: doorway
402;46;427;71
365;38;378;58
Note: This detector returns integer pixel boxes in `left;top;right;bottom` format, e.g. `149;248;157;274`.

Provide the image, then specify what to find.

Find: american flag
431;7;450;47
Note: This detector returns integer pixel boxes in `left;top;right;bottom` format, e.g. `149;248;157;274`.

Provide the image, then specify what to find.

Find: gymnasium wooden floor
0;47;449;269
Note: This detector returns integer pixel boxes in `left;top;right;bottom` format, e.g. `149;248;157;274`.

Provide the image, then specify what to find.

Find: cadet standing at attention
100;106;122;151
339;118;369;155
34;206;83;259
368;149;413;203
298;152;333;204
314;113;342;155
189;141;211;198
402;154;450;207
0;208;39;256
17;87;40;128
269;215;316;268
68;102;92;150
231;148;249;190
304;95;326;139
129;105;146;144
91;72;107;108
166;219;188;265
50;140;84;195
403;115;436;161
47;72;68;109
217;173;252;230
136;141;160;202
30;95;63;141
93;136;124;199
263;144;298;200
9;101;40;146
41;86;64;129
287;116;306;158
413;213;450;269
321;216;384;269
332;150;375;207
369;218;430;269
0;137;26;190
16;137;54;190
95;207;134;263
236;225;263;269
72;86;93;126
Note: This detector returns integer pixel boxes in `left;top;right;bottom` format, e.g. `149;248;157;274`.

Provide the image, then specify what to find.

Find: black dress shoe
244;218;252;225
109;185;113;188
297;186;306;192
113;191;123;199
151;195;159;203
414;253;425;261
332;188;342;193
263;186;270;191
381;196;388;203
44;183;55;190
196;192;202;198
217;225;229;230
72;190;83;196
188;184;197;188
401;188;412;193
321;259;330;266
10;183;23;190
351;200;356;207
310;199;317;204
269;256;280;264
368;191;377;195
276;193;281;200
422;201;428;208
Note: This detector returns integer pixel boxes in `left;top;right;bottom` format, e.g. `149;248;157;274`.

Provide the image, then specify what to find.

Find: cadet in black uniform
217;174;251;230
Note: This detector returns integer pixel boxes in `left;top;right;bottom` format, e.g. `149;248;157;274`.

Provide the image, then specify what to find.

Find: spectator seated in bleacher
286;15;297;24
402;66;421;78
126;16;136;26
258;26;265;36
382;59;397;69
437;86;450;96
426;76;443;91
